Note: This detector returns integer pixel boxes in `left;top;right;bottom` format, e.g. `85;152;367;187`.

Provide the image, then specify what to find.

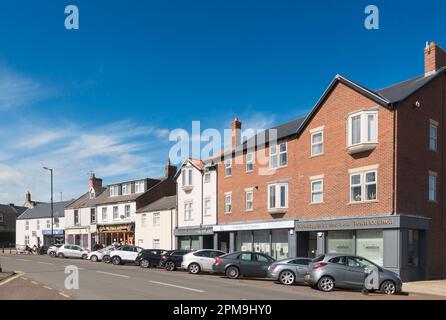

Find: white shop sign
213;220;294;232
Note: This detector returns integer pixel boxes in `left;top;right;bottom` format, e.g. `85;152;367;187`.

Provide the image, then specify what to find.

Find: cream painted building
135;196;176;250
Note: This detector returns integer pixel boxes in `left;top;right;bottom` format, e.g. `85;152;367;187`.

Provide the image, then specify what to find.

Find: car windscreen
312;255;325;263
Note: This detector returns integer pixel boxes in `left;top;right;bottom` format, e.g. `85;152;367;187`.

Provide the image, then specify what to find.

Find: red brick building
213;42;446;281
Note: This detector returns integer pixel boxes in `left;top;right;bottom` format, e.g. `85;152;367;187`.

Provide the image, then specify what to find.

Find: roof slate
17;201;72;220
136;195;176;213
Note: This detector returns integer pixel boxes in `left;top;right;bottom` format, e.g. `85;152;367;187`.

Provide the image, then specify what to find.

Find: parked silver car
304;254;402;295
56;244;89;259
181;249;226;274
267;257;312;285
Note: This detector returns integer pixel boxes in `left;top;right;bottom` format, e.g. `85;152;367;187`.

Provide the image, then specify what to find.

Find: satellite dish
120;215;125;219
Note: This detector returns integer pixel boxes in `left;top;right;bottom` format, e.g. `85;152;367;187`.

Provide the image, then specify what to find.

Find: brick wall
218;82;395;224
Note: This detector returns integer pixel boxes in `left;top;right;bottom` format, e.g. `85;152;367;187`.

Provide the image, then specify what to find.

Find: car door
238;252;258;276
293;259;312;281
131;247;143;261
255;253;275;277
73;245;83;258
204;251;225;271
345;257;372;288
327;256;348;286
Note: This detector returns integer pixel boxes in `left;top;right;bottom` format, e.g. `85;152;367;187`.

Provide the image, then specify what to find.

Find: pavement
0;253;443;300
403;280;446;297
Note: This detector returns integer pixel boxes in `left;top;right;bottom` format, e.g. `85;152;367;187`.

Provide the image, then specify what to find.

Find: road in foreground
0;254;439;300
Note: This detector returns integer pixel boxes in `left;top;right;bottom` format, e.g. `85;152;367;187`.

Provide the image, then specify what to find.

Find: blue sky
1;0;446;204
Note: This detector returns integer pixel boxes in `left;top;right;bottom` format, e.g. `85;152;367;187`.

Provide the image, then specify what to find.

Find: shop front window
356;229;383;266
327;231;354;254
253;230;271;256
408;230;419;267
271;229;288;260
236;231;253;252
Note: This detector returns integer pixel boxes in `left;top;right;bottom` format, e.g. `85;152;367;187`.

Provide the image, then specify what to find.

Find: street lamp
43;167;54;246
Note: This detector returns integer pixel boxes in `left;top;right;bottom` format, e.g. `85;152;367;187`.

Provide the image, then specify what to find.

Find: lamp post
43;167;54;246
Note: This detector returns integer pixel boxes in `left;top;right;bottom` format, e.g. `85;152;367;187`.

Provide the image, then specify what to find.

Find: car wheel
57;253;65;259
188;263;201;274
111;256;121;265
279;270;296;285
380;280;396;295
91;255;98;262
140;259;150;268
49;251;56;258
165;261;176;271
317;276;335;292
225;266;240;279
82;253;88;260
102;255;111;263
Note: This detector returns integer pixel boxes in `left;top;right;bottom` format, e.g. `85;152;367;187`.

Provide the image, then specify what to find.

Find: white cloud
0;120;171;204
0;66;54;110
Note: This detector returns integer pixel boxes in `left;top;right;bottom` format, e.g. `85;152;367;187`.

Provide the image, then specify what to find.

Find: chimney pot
231;118;242;149
424;41;446;76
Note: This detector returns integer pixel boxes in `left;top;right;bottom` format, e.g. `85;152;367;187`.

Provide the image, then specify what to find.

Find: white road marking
43;286;53;290
21;277;28;280
31;281;38;285
37;262;54;265
96;271;130;278
149;280;205;293
0;272;24;287
16;259;31;262
59;292;70;298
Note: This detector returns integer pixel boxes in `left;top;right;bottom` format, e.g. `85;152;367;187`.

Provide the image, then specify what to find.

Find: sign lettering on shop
98;225;133;232
296;218;394;231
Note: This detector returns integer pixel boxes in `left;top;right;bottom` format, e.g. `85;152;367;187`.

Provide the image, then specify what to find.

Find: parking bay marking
149;280;205;293
37;262;54;265
16;258;31;262
96;271;130;278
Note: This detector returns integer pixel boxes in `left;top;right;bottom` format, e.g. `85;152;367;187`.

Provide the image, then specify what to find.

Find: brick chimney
165;159;177;179
231;117;242;150
424;41;446;76
88;173;103;190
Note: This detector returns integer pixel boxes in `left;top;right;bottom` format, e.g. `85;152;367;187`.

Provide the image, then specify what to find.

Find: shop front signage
213;220;295;232
175;227;214;236
98;224;134;233
42;229;65;236
296;216;397;231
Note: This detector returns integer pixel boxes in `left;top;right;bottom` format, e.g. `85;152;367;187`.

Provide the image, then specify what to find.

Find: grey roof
0;204;27;217
17;201;72;220
136;196;176;213
376;66;446;103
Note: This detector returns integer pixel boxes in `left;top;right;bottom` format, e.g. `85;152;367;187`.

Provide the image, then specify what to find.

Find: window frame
141;213;147;228
269;142;288;169
347;110;378;147
311;130;324;156
135;180;145;193
429;120;438;151
124;205;131;219
113;206;119;220
246;152;254;172
268;182;288;210
349;170;378;203
153;212;161;226
310;179;324;204
184;202;193;221
225;159;232;177
101;207;108;221
74;209;80;225
109;185;119;197
90;208;96;224
204;197;211;216
225;192;232;214
245;190;254;211
429;171;437;202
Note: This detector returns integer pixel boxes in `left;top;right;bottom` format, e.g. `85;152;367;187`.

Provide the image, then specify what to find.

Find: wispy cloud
0;119;171;204
0;65;54;110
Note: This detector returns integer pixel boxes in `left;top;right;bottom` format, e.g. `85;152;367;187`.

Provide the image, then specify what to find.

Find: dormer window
182;168;193;191
135;180;145;193
347;110;378;154
110;185;119;197
122;183;131;195
89;190;95;199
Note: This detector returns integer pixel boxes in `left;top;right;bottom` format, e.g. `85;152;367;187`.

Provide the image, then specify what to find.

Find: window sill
347;143;378;155
309;201;324;205
268;208;287;214
225;212;232;215
310;153;324;158
245;209;254;212
182;185;193;192
268;165;288;171
245;170;254;174
428;200;438;204
348;200;378;205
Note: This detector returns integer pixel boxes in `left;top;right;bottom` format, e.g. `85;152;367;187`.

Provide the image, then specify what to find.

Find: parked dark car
136;249;167;268
159;250;191;271
304;254;402;295
212;251;276;279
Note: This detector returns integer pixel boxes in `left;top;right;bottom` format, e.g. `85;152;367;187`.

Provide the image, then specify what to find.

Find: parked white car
87;245;116;262
56;244;89;259
181;249;226;274
47;244;63;257
109;245;144;265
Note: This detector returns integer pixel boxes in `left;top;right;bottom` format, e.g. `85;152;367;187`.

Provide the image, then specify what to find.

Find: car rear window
312;255;325;263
